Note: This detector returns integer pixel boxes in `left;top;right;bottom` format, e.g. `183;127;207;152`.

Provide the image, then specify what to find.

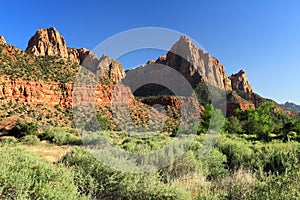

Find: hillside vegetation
0;43;79;83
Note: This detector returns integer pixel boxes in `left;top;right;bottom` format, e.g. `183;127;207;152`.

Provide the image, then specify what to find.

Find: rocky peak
77;53;125;83
160;36;232;90
281;101;300;113
0;36;6;44
67;47;96;64
98;55;125;83
229;70;253;93
24;27;125;83
25;27;95;64
169;36;199;60
26;27;69;58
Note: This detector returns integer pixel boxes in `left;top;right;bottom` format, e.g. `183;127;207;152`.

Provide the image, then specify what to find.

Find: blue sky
1;0;300;104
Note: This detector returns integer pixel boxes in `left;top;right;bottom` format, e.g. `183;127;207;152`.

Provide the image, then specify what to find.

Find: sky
1;0;300;104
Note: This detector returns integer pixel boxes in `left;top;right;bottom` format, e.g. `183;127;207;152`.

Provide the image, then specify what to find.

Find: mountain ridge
281;102;300;113
0;27;293;131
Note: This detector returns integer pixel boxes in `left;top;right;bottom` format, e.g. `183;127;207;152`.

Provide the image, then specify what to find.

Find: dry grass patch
24;142;72;163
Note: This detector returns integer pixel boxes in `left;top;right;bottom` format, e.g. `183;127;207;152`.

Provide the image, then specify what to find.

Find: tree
239;102;276;141
198;104;225;134
197;104;213;134
210;108;226;133
225;116;243;134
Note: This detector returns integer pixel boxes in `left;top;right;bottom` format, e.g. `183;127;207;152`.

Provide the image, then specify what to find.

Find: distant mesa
281;102;300;113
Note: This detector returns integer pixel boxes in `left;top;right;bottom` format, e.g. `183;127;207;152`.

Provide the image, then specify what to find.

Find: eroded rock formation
0;36;6;44
229;70;253;93
26;27;69;58
0;77;134;108
157;36;232;90
25;27;125;83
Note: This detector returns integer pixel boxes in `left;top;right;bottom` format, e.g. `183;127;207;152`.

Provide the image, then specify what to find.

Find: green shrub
19;135;40;145
196;188;227;200
0;136;18;145
217;136;300;175
252;141;300;175
225;116;244;134
0;147;84;199
250;170;300;199
225;169;300;200
217;136;254;170
160;151;198;182
83;115;112;132
61;148;191;200
197;149;228;179
40;127;81;145
120;134;171;153
97;115;112;131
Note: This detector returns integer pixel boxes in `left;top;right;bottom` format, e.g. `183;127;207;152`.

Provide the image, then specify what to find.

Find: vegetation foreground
0;102;299;200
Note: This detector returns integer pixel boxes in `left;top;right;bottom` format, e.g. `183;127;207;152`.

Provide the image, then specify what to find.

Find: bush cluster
0;147;84;199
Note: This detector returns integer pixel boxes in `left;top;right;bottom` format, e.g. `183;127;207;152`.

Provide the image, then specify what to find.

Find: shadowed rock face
125;35;259;116
127;36;234;92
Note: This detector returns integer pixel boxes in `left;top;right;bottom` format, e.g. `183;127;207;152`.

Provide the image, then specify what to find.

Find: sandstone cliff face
67;47;96;64
0;36;6;44
229;70;253;93
26;27;69;58
226;91;255;116
0;77;133;108
160;36;232;90
163;36;256;116
25;27;89;64
25;27;125;83
227;103;255;116
125;35;256;116
97;55;126;83
79;54;126;83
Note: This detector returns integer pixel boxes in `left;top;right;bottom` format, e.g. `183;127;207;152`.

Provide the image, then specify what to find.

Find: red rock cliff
0;77;134;108
25;27;125;83
229;70;253;93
